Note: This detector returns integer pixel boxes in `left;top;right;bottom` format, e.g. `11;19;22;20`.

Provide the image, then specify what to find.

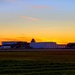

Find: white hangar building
30;42;58;49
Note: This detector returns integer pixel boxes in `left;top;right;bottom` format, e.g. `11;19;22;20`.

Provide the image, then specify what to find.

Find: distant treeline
67;43;75;49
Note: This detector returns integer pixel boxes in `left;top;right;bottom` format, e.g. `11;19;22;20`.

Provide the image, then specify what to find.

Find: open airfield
0;49;75;75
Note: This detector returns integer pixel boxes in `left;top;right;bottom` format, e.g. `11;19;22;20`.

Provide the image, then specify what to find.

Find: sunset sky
0;0;75;44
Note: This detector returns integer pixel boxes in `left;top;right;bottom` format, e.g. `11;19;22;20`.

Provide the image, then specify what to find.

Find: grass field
0;49;75;75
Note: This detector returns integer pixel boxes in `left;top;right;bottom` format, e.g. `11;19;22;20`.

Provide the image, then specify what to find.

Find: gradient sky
0;0;75;44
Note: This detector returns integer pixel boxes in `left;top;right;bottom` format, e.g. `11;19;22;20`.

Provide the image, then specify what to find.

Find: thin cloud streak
0;37;18;41
32;6;55;9
21;16;39;21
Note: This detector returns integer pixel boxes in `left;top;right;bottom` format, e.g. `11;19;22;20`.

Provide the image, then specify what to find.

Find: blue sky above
0;0;75;21
0;0;75;44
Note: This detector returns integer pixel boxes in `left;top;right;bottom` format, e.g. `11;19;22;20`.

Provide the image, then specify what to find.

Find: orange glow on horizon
0;33;75;45
0;36;75;45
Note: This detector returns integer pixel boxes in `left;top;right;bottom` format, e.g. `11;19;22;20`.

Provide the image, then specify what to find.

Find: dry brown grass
0;49;75;63
0;49;75;75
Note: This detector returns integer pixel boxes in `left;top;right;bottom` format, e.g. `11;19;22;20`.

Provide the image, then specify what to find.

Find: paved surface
0;49;75;52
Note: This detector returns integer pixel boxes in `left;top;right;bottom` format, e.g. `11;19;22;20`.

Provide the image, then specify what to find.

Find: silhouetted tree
31;39;36;43
67;43;75;49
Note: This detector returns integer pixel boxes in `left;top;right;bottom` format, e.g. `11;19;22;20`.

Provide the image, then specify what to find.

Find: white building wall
30;42;58;49
1;46;11;49
44;43;58;48
57;45;66;49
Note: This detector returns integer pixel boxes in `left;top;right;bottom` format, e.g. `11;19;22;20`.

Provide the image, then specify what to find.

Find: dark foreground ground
0;49;75;75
